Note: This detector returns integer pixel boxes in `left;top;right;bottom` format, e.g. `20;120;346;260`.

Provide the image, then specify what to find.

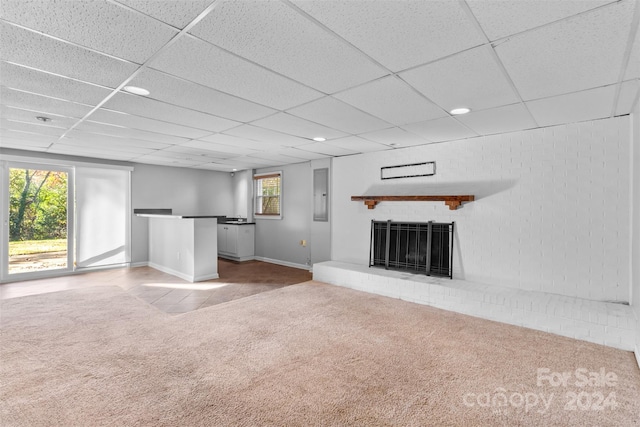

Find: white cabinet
217;224;255;261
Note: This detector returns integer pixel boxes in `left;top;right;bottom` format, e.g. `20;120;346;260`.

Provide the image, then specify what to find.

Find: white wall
131;163;233;264
332;116;631;303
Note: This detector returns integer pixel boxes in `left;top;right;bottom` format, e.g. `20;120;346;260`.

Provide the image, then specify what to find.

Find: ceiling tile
526;85;617;127
199;133;284;152
1;118;67;137
74;120;188;145
193;162;237;172
0;129;58;146
189;0;387;93
1;105;79;129
224;125;310;147
132;154;207;166
1;22;138;88
161;145;233;160
399;45;520;113
63;130;172;150
127;68;276;122
455;103;537;136
495;0;635;100
287;96;391;134
213;156;277;168
48;144;142;160
295;142;358;157
616;80;640;115
102;93;240;133
1;62;113;105
324;136;391;153
402;117;478;143
467;0;613;41
115;0;213;29
246;151;309;164
250;113;348;140
359;127;431;147
0;0;178;63
0;87;93;119
180;139;259;157
624;26;640;80
54;137;157;155
0;137;52;150
293;0;485;72
274;147;330;161
335;76;447;126
89;108;211;139
150;35;323;110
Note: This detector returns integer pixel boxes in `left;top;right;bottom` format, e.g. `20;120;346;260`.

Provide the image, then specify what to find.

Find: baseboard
130;262;149;268
193;272;220;281
635;345;640;371
218;254;256;262
147;262;213;283
253;256;311;271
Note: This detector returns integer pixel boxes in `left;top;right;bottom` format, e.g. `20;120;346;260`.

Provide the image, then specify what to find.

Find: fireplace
370;220;454;279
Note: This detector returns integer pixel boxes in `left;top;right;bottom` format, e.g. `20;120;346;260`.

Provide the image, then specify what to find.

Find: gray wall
231;169;252;220
131;163;233;264
254;160;332;269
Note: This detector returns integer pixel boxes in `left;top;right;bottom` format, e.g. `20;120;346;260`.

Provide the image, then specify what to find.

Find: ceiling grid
0;0;638;170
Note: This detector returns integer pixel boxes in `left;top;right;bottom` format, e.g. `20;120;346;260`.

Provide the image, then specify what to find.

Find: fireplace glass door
370;220;454;278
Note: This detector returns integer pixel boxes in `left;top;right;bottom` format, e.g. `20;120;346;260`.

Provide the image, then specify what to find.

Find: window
254;172;281;218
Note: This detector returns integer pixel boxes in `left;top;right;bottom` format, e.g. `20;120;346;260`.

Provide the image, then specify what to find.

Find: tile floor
0;260;312;315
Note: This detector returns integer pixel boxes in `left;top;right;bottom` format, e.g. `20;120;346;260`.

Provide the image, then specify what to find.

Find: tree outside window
254;173;281;217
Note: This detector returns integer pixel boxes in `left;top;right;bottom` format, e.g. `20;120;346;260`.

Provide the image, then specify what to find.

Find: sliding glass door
4;162;73;279
2;158;131;282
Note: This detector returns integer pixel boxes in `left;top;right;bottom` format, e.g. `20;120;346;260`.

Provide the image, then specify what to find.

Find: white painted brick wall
331;116;631;303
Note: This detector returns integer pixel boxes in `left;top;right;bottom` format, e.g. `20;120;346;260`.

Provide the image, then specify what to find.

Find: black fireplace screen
370;220;454;279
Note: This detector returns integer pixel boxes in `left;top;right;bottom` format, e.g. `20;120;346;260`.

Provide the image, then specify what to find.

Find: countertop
136;214;255;224
136;214;223;219
220;221;256;225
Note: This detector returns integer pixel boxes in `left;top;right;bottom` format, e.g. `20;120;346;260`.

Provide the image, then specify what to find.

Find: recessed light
232;168;237;171
450;107;471;115
36;116;52;122
312;137;326;142
123;85;150;96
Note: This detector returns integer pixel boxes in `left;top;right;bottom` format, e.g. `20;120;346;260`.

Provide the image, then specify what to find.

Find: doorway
5;163;73;279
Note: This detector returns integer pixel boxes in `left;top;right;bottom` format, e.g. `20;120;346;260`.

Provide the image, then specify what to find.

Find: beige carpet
1;282;639;426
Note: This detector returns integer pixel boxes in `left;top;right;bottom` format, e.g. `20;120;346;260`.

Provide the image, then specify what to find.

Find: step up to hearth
313;261;635;351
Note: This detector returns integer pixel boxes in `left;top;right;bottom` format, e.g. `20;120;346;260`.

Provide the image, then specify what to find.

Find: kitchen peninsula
136;213;221;282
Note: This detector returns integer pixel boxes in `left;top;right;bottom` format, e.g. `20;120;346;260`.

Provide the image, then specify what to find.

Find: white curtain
75;167;130;269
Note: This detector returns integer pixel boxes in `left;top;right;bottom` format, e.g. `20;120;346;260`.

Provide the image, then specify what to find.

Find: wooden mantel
351;195;475;210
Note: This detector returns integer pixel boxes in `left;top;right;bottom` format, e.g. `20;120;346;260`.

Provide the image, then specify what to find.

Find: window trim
253;171;282;220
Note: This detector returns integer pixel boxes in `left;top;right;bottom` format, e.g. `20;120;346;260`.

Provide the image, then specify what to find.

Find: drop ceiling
1;0;639;171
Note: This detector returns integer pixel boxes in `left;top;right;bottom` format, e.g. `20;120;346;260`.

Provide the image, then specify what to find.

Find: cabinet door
236;225;255;257
226;225;238;255
217;224;227;253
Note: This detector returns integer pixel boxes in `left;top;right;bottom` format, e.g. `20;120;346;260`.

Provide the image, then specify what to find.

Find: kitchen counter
221;220;256;225
142;215;219;282
136;214;225;219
